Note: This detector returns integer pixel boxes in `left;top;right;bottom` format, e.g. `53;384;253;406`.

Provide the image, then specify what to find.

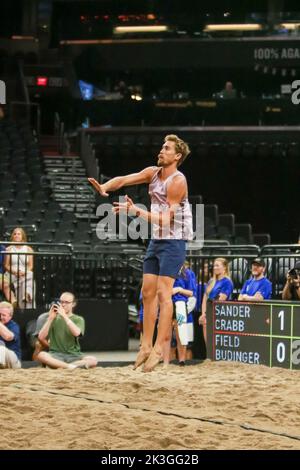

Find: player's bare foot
143;348;162;372
133;348;151;370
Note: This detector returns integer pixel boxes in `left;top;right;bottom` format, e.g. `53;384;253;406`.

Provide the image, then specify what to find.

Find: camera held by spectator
287;268;300;280
282;261;300;300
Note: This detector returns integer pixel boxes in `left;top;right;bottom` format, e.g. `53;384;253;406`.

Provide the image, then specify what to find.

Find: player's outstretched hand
88;178;109;197
113;195;135;214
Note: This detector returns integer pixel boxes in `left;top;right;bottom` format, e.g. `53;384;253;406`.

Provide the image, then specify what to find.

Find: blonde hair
206;258;231;296
164;134;190;167
10;227;27;242
0;301;14;315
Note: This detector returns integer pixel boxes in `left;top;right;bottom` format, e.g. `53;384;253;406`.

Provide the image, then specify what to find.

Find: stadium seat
218;214;235;242
253;233;271;247
242;142;256;159
229;258;249;288
234;223;253;244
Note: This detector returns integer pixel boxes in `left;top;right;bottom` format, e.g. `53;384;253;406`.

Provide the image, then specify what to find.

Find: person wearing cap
282;261;300;301
238;258;272;301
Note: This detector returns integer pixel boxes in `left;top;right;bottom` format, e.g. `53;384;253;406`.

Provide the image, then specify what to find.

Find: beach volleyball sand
0;360;299;450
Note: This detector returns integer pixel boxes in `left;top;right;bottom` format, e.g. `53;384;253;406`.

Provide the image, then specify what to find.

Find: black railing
0;242;299;310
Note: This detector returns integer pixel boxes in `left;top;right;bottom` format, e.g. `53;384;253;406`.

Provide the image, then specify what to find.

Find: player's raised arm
88;166;156;197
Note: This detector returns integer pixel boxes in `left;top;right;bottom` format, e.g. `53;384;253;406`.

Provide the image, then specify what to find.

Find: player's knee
142;285;154;301
157;288;171;305
36;351;47;362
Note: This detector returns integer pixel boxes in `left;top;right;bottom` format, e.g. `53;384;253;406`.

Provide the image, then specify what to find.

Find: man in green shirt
37;292;98;369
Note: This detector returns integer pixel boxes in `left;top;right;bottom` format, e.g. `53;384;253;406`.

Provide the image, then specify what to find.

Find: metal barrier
261;244;300;254
0;243;298;310
73;251;142;302
79;129;99;180
54;112;65;154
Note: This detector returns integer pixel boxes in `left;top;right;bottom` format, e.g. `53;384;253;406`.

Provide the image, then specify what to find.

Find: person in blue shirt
238;257;272;301
196;261;209;313
0;301;21;368
198;257;233;344
171;263;197;365
184;262;198;355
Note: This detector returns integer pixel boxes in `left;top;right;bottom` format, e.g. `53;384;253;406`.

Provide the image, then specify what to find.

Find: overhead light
131;94;142;101
11;35;36;40
204;24;262;32
280;23;300;30
114;25;168;34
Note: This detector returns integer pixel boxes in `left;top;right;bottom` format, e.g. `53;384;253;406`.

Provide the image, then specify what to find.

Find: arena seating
0;119;97;247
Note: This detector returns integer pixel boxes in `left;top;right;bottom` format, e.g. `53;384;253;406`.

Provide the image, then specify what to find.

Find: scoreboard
206;300;300;370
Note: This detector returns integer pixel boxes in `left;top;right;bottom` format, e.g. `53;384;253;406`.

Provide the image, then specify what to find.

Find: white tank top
8;245;31;273
149;168;193;240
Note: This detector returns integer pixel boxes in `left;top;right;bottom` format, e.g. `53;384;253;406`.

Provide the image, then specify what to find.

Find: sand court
0;360;300;450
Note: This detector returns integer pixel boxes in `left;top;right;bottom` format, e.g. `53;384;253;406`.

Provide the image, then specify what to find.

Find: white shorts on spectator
186;296;196;343
0;344;21;369
187;322;194;343
175;300;188;346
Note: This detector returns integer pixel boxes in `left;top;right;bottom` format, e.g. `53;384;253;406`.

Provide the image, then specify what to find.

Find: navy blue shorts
143;239;186;278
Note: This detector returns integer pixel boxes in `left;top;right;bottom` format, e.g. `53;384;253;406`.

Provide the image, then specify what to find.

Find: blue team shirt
240;277;272;299
172;268;197;303
208;277;233;300
0;319;21;360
